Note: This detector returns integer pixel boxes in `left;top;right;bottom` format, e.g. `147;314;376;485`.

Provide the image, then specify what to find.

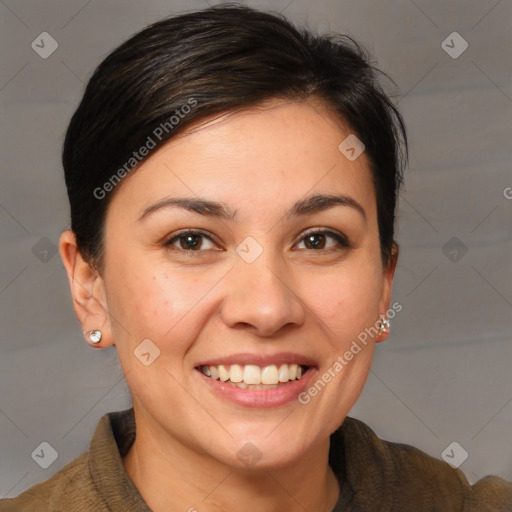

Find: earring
378;317;390;334
88;329;102;344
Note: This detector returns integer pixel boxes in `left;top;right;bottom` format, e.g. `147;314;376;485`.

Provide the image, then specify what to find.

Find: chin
208;423;325;471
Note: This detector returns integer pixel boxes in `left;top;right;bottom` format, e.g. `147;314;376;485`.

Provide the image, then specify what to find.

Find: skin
60;97;397;512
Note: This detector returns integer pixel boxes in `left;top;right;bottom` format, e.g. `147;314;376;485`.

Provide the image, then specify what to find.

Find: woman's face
98;98;395;468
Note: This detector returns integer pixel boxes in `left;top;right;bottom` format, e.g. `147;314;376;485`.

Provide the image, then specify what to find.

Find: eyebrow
137;193;366;222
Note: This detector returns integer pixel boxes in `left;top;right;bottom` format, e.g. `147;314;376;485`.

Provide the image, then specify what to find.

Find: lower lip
196;368;317;408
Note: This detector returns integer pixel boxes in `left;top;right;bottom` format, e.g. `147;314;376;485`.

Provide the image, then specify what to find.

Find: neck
123;407;340;512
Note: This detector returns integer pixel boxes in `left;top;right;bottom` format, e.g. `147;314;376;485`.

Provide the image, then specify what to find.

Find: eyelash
163;228;350;253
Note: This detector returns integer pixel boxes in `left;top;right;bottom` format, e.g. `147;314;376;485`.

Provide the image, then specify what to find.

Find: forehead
106;98;376;221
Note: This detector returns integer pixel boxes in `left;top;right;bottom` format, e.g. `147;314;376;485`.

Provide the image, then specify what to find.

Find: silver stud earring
378;318;390;334
88;329;102;344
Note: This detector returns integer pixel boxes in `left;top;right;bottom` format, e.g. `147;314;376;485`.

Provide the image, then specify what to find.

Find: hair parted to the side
62;3;407;273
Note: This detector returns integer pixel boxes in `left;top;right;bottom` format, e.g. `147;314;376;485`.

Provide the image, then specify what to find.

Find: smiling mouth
197;363;309;389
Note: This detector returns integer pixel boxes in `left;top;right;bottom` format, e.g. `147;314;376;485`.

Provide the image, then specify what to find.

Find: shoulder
0;451;102;511
0;409;131;512
336;417;512;511
0;408;142;512
463;475;512;511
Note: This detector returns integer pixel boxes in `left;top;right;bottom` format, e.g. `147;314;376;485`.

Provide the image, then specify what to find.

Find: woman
1;4;510;511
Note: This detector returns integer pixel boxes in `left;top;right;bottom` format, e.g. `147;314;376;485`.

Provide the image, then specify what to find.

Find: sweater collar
332;415;395;511
88;407;151;512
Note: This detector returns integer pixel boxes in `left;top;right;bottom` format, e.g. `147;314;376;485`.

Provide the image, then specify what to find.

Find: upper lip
195;352;318;368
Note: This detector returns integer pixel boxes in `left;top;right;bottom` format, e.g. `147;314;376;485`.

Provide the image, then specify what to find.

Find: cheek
106;261;217;352
109;271;171;332
304;259;383;341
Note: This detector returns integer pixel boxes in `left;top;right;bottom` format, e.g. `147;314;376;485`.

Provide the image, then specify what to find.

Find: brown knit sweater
1;408;510;511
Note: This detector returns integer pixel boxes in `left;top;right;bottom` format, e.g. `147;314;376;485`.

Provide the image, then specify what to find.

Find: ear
59;230;114;348
375;242;399;343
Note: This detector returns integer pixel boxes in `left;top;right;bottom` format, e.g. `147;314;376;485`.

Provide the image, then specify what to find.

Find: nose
219;250;306;337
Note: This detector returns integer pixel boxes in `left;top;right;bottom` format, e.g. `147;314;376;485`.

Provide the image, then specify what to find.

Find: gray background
1;0;511;498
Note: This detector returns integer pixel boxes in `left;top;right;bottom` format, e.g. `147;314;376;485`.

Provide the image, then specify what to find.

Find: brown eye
304;233;327;249
296;230;349;251
164;230;216;251
178;234;202;250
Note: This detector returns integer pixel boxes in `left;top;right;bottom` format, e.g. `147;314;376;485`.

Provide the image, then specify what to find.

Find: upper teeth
199;363;305;385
